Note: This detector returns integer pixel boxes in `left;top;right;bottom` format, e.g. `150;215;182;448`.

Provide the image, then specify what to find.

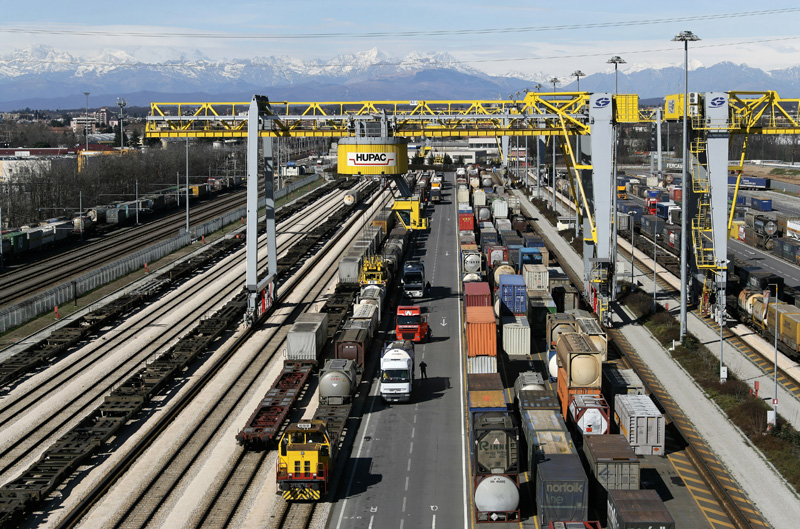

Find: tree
129;130;141;148
443;154;453;165
113;125;129;148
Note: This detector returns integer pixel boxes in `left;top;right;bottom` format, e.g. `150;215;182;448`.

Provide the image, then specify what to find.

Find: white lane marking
409;441;414;454
335;379;382;529
405;476;409;491
407;458;411;471
413;414;417;424
432;514;436;528
368;516;374;529
402;496;407;512
411;427;415;439
400;519;404;529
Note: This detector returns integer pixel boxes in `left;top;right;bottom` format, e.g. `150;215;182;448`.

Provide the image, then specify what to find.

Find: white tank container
473;189;486;207
474;475;519;514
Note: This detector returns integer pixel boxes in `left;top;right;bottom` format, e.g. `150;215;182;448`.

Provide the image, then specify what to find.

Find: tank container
473;189;487;207
569;394;610;436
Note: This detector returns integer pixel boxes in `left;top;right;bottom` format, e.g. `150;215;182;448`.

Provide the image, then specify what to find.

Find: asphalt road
328;174;469;529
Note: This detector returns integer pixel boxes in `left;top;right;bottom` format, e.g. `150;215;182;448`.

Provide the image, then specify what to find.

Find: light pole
673;30;700;342
608;55;626;295
770;283;779;425
571;70;585;91
116;98;127;150
652;233;659;313
83;91;90;151
549;77;559;211
534;83;542;199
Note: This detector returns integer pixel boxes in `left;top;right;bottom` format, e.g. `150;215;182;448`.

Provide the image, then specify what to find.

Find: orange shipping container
466;305;497;357
557;366;601;417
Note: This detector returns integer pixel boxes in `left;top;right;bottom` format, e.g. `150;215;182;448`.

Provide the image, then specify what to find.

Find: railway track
0;188;251;308
56;189;392;529
0;185;368;526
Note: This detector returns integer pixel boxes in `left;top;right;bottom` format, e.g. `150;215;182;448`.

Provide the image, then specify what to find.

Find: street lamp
549;77;559;211
672;30;700;342
116;98;127;150
83;91;90;151
571;70;585;91
768;283;779;425
608;55;626;297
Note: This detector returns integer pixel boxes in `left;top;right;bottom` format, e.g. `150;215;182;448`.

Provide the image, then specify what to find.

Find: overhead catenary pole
186;138;190;233
550;77;559;211
608;55;626;298
673;30;700;342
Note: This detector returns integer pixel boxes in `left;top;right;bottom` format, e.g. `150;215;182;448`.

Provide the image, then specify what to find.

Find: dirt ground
742;164;800;185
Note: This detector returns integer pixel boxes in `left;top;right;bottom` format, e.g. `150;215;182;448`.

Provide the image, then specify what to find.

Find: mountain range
1;45;799;112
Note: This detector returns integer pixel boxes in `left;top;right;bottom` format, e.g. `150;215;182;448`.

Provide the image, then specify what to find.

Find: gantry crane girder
145;92;627;326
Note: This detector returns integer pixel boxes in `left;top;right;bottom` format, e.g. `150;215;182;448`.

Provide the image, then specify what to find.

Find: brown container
464;282;492;307
469;389;508;410
545;312;579;349
556;333;602;388
468;372;504;391
466;305;497;357
557;366;601;417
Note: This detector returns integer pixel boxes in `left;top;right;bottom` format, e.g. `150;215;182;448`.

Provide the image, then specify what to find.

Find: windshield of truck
382;369;410;382
397;315;421;325
404;272;423;284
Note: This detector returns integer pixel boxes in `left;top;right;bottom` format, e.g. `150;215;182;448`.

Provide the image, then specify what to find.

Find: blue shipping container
750;197;772;212
728;175;768;189
518;247;543;266
646;189;660;198
498;274;528;315
523;233;545;248
655;202;673;220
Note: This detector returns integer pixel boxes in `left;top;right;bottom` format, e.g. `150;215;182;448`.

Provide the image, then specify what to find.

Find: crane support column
245;95;277;326
705;93;730;268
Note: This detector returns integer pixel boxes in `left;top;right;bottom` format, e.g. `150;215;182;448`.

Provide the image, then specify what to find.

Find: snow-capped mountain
0;46;798;111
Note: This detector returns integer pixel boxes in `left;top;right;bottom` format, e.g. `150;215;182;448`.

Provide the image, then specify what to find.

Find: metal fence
0;174;320;333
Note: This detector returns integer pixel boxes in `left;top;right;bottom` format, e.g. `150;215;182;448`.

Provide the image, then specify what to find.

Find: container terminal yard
1;91;800;529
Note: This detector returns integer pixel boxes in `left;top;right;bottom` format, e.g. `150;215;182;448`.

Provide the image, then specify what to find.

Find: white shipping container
502;315;530;357
458;189;471;204
646;175;658;187
473;189;486;206
494;218;512;232
338;256;361;284
351;303;379;337
787;219;800;240
507;196;521;215
614;395;665;456
467;355;497;374
523;264;549;291
287;315;328;361
492;198;509;219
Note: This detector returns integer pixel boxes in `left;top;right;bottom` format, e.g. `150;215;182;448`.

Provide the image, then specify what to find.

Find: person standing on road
419;361;428;379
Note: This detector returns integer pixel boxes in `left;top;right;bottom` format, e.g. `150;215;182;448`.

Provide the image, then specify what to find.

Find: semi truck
402;260;426;298
396;305;430;343
380;340;415;402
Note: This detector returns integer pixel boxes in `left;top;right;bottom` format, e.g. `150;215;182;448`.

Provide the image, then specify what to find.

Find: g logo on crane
594;97;611;108
710;96;726;108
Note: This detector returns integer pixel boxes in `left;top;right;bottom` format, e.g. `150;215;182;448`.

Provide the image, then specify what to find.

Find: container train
0;176;245;260
457;169;670;526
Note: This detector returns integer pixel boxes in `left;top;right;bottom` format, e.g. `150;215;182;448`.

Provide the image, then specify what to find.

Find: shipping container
467;355;498;374
569;394;610;436
338;256;361;284
469;389;508;413
498;274;527;315
502;315;531;357
457;187;471;204
286;313;329;362
334;325;370;367
469;372;504;391
511;214;527;233
548;523;600;529
495;217;513;232
617;212;630;232
520;409;575;473
473;189;487;207
548;266;570;290
518;388;559;410
640;215;665;237
546;313;579;350
351;303;379;337
602;365;645;421
522;233;546;248
551;285;580;313
492;198;509;219
528;292;557;337
583;435;639;490
465;281;492;307
781;313;800;351
466;306;497;357
572;313;608;360
607;489;675;529
523;263;549;291
557;366;602;418
459;212;475;232
486;245;509;267
614;395;665;456
750;196;772;212
536;454;589;529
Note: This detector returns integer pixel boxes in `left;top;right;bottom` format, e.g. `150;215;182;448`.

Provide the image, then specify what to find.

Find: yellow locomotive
276;420;335;500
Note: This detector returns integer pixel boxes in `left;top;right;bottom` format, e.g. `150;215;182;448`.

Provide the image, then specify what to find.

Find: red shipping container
466;305;497;357
668;186;682;202
557;366;601;417
459;212;475;232
464;282;492;307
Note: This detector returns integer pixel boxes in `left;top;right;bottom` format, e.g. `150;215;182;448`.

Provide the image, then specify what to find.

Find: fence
0;174;320;333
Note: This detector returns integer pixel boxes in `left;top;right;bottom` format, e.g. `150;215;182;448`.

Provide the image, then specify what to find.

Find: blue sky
2;1;800;78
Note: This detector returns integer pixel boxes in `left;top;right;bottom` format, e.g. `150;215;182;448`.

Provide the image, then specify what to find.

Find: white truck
379;340;415;403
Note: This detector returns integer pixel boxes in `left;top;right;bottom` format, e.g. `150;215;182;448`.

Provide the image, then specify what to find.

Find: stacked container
497;274;527;316
614;395;665;456
556;333;603;417
465;282;492;307
466;305;497;374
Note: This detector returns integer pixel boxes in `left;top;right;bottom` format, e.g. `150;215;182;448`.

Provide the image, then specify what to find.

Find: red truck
396;306;430;343
645;197;657;215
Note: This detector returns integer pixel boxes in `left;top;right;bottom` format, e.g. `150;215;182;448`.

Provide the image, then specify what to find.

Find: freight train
275;203;413;501
0;176;244;260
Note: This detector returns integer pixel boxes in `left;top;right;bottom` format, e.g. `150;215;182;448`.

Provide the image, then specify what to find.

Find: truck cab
396;306;430;343
380;340;415;402
402;260;426;298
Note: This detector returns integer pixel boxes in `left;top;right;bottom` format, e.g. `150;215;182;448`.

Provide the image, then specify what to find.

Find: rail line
57;189;392;528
